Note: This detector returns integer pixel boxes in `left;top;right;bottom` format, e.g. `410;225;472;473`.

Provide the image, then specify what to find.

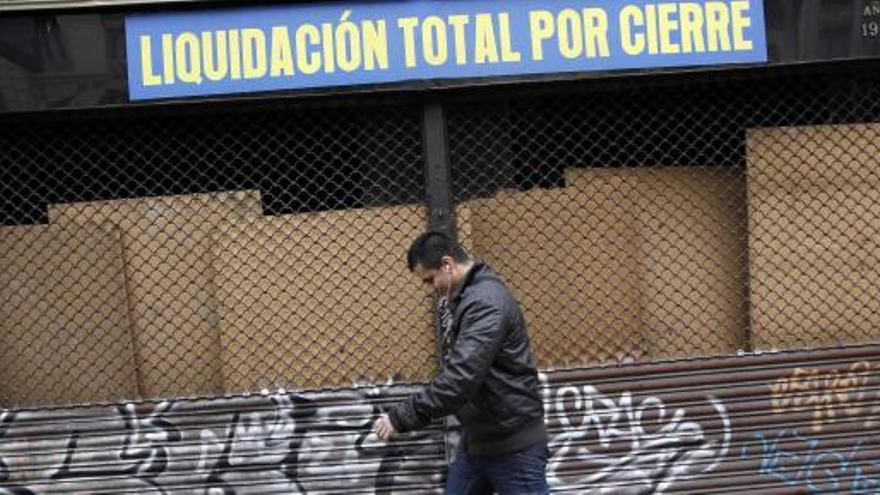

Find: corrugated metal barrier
2;344;878;493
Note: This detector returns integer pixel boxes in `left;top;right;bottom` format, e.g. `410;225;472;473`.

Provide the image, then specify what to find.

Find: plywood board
457;179;644;368
213;204;436;391
49;191;263;397
566;167;748;359
747;124;880;349
0;223;137;406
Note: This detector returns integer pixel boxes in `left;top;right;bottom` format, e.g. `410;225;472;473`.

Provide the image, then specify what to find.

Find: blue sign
126;0;767;101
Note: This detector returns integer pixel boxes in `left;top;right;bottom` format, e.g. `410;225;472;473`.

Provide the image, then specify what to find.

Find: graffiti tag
546;384;730;494
743;428;880;494
769;361;876;432
0;389;442;494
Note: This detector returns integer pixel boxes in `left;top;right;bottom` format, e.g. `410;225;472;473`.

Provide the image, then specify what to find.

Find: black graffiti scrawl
0;411;10;483
203;394;318;494
0;411;11;487
0;410;34;495
0;387;446;494
50;401;181;493
5;349;872;494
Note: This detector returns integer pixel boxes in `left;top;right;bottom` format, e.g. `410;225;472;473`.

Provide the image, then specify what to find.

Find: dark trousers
444;440;550;495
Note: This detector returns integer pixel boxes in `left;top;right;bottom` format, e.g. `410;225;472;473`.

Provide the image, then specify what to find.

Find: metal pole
421;102;455;239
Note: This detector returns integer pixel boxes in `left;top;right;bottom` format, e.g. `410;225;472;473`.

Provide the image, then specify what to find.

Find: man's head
407;231;471;296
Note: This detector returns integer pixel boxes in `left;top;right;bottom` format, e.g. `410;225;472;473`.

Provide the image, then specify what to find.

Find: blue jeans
444;441;550;495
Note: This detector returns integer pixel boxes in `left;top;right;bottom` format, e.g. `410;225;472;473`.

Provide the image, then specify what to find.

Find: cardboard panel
565;167;748;359
457;180;644;368
49;191;262;397
747;124;880;349
0;223;137;405
213;204;436;391
746;123;880;196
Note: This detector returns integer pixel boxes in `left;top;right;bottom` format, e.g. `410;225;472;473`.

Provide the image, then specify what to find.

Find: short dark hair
407;231;469;271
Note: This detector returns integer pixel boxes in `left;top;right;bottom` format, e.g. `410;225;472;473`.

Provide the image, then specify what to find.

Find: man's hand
373;414;397;441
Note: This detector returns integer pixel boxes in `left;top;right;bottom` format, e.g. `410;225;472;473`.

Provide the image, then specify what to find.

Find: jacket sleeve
388;296;506;433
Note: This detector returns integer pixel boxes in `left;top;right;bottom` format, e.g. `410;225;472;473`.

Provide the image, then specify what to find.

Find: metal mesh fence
448;67;880;370
1;65;880;408
0;104;436;407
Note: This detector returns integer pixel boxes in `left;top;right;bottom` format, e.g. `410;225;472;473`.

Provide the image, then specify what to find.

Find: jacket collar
451;262;485;304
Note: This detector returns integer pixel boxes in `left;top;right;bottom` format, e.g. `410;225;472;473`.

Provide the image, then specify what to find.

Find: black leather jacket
388;263;546;456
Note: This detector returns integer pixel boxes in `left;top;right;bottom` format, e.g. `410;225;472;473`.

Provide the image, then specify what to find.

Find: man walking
373;232;549;494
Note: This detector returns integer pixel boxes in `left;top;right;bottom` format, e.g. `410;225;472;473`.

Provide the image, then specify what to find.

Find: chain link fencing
1;65;879;408
448;66;880;370
0;104;437;407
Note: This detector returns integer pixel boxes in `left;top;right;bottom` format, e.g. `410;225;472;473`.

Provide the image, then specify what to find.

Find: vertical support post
422;102;455;239
421;101;460;466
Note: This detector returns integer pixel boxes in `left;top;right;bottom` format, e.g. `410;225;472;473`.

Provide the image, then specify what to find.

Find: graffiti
0;411;9;483
51;401;180;487
3;354;879;494
200;392;424;494
743;428;880;494
545;382;730;494
0;411;34;495
0;388;444;494
292;395;420;495
770;361;876;432
202;394;313;494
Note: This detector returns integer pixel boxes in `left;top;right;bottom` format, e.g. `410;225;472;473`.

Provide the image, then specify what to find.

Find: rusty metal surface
540;345;880;494
1;344;879;493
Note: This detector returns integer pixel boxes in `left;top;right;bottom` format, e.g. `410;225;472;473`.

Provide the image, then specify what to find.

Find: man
373;231;549;494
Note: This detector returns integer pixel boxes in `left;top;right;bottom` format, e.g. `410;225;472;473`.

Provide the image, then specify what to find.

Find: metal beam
421;102;455;239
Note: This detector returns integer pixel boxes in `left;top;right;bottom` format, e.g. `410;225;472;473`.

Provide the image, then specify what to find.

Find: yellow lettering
679;3;706;52
644;4;660;54
161;33;175;84
202;31;228;81
657;4;680;54
474;13;499;64
321;23;336;73
242;28;267;79
557;9;583;59
705;1;732;51
498;13;521;62
583;8;610;58
335;20;361;72
730;0;754;50
620;6;645;55
422;16;448;66
448;15;469;65
397;17;419;68
229;30;242;80
139;36;162;86
529;10;554;61
296;24;321;75
362;20;389;70
175;32;202;84
270;26;294;77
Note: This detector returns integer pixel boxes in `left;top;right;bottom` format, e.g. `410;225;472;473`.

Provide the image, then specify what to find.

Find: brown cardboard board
48;191;262;397
456;179;644;368
0;222;137;405
565;167;748;359
746;123;880;196
213;204;436;391
746;124;880;349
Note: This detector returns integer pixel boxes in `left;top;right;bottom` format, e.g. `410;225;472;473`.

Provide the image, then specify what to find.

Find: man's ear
441;255;455;273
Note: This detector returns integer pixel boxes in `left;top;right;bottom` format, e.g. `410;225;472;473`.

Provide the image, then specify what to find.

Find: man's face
413;261;453;297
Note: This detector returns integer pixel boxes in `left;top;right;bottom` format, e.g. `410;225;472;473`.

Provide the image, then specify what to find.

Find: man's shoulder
459;266;514;307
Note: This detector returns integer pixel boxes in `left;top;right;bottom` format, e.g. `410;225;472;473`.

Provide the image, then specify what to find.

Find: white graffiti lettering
0;389;442;494
546;383;730;494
